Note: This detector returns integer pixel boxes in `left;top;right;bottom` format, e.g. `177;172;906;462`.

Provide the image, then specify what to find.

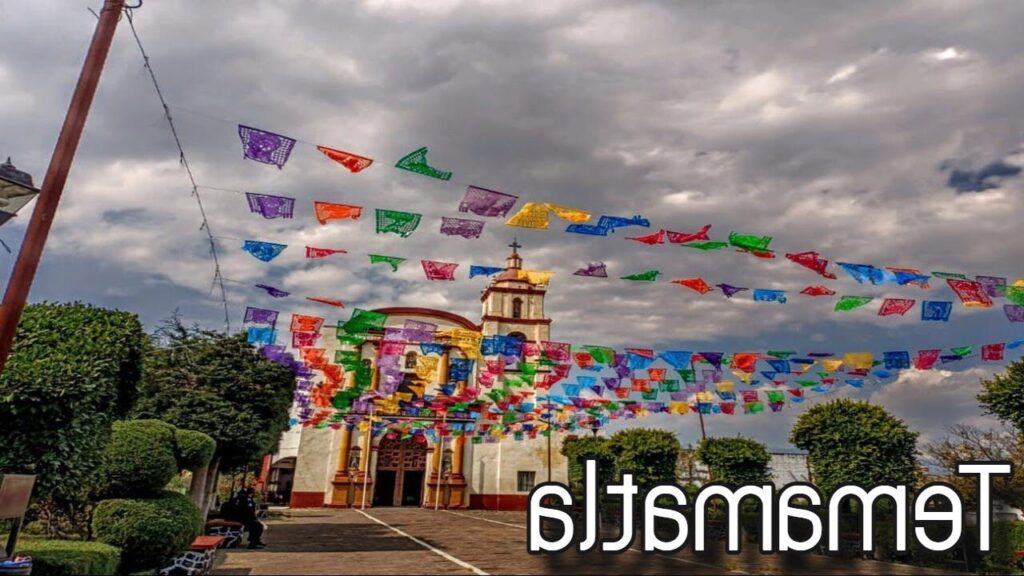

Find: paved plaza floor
212;508;959;575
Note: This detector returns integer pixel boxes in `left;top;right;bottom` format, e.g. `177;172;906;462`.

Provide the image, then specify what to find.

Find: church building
286;242;569;509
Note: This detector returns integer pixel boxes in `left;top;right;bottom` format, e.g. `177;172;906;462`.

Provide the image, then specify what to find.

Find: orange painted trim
468;494;531;511
372;307;480;331
289;491;326;508
480;286;547;302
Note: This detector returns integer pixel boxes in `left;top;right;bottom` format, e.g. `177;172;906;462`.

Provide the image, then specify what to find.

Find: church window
516;471;536;492
404;351;418;370
512;297;524;318
507;331;527;343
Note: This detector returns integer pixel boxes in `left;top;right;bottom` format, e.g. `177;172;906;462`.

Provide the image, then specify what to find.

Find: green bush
174;428;216;471
607;428;680;490
0;302;145;532
100;420;179;497
92;490;202;572
15;539;119;576
694;436;771;485
979;521;1024;574
560;436;614;495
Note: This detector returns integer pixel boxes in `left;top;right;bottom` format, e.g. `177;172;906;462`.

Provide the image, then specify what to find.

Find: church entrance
373;436;428;506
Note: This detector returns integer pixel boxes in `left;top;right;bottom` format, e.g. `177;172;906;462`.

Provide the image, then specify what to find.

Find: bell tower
480;239;551;343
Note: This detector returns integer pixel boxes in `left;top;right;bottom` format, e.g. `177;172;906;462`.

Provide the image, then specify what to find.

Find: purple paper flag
977;276;1007;298
440;216;485;239
459;185;519;217
244;306;279;326
716;283;749;298
238;125;296;169
573;262;608;277
245;192;295;219
699;352;725;369
255;284;290;298
1005;304;1024;323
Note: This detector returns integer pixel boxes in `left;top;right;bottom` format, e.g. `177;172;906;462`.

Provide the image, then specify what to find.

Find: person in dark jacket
224;488;266;549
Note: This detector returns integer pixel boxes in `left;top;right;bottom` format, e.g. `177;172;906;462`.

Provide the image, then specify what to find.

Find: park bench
204;519;244;548
159;535;224;576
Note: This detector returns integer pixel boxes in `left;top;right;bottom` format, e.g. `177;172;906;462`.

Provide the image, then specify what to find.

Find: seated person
222;488;266;549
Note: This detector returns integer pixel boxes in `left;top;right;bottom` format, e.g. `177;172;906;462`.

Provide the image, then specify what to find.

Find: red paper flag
666;224;711;244
625;347;655;358
982;343;1005;361
947;279;993;308
785;251;837;279
719;402;736;415
626;230;665;245
316;145;374;173
914;349;941;370
878;298;916;316
306;296;345;308
801;285;836;296
305;246;348;259
732;352;759;373
737;249;776;259
671;277;714;294
291;331;320;349
647;368;667;381
421;260;458;281
314;201;363;224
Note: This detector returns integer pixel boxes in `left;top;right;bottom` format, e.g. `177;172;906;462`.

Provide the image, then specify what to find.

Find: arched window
507;331;527;343
512;297;524;319
404;351;418;370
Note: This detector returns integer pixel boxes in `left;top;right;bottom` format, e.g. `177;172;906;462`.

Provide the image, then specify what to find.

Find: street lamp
0;158;38;227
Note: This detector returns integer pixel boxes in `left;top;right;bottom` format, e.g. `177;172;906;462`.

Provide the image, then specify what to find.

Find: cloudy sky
2;0;1023;450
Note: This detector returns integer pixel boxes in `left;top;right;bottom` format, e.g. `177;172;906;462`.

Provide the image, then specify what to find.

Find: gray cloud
2;0;1023;449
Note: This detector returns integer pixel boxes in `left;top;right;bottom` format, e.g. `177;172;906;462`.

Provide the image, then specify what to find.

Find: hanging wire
123;7;231;333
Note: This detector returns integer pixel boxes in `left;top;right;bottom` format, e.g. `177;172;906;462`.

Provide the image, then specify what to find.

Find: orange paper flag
316;145;374;173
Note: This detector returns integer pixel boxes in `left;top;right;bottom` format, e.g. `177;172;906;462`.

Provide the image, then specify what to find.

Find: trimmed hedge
694;436;771;485
15;539;119;576
100;419;179;497
174;428;216;471
92;490;202;572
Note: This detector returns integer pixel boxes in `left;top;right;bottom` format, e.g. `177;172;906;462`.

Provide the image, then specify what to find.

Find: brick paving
212;508;961;575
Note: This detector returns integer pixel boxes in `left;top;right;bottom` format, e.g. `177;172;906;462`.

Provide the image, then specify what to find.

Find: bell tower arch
479;239;551;343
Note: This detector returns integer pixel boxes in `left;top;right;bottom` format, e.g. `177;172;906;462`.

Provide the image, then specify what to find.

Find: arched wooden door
374;436;428;506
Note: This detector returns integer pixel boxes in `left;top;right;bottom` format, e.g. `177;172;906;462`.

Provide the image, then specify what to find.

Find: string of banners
229;123;1024;323
241;305;1024;441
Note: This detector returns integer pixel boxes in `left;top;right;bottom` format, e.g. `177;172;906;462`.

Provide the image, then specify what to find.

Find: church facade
287;244;569;510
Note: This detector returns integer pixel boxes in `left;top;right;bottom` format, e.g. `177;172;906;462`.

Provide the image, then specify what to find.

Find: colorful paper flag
306;297;344;308
314;202;362;225
785;251;837;279
245;192;295;219
753;289;787;303
728;232;772;252
982;343;1006;361
548;203;591;224
666;224;711;244
887;267;930;288
459;186;519;218
242;240;287;262
878;298;915;316
376;209;422;237
238;125;296;168
316;145;374;173
835;296;873;311
395;147;451;181
440;216;485;239
839;262;887;285
506;202;551;229
244;306;278;326
574;262;608;277
517;270;554;285
801;285;836;297
305;246;347;259
1005;304;1024;323
717;284;748;298
469;265;504;278
947;279;993;308
921;301;953;322
621;270;661;282
626;230;665;245
671;277;713;294
368;254;406;272
976;276;1007;298
422;260;458;281
255;284;289;298
681;241;729;251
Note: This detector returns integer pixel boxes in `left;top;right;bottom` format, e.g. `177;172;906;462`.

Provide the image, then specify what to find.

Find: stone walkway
212;508;961;575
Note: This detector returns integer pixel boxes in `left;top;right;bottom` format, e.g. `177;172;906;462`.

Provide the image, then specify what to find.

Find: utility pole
0;0;128;373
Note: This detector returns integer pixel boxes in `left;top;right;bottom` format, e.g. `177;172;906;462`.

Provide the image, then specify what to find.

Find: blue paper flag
469;265;505;278
242;240;287;262
753;289;787;303
921;300;953;322
883;351;911;370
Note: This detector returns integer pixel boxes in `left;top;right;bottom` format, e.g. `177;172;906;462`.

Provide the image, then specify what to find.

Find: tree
695;436;771;485
560;435;614;495
0;302;145;535
790;399;918;494
133;320;295;515
924;424;1024;509
978;360;1024;434
606;428;680;490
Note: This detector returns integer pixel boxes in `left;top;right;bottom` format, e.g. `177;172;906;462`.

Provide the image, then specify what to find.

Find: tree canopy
790;399;918;494
133;321;295;473
0;302;145;532
694;436;771;485
924;424;1024;510
978;360;1024;435
606;428;680;490
560;435;615;495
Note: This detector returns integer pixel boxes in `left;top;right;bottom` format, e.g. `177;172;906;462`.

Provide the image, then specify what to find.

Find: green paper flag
621;270;661;282
931;271;968;280
728;232;772;252
681;241;729;251
1007;285;1024;306
335;350;361;369
337;333;366;346
642;389;658;400
583;345;616;365
341;308;388;334
767;350;796;359
659;380;680;392
395;147;452;181
951;345;973;357
746;402;764;414
375;208;422;238
835;295;874;311
369;253;406;271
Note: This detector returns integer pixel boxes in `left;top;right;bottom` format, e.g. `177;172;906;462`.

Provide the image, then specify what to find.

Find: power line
123;7;231;332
